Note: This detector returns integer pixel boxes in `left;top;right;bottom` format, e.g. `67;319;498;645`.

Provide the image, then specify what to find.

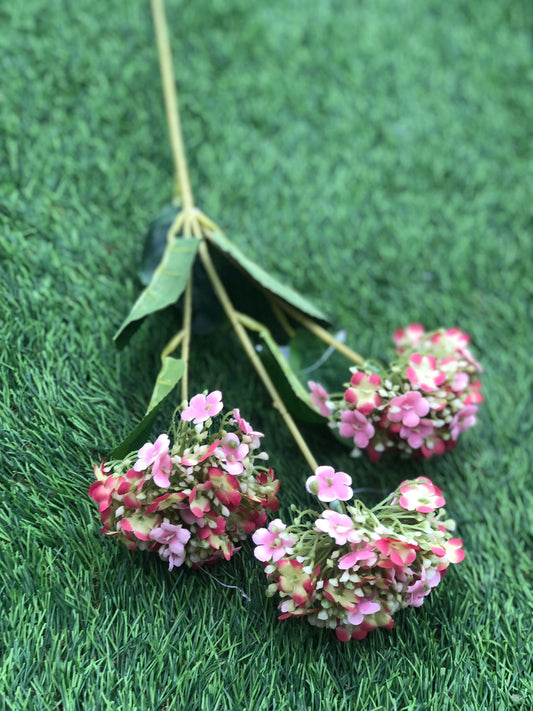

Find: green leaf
206;230;330;326
139;204;181;286
288;327;350;390
114;235;199;348
110;357;185;460
254;327;326;425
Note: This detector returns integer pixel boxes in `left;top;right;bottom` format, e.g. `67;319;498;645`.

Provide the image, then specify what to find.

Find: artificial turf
1;1;532;709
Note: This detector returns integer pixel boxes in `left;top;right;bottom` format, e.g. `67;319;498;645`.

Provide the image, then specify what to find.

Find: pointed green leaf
110;357;185;460
206;230;330;326
254;327;326;425
146;356;186;413
114;235;199;348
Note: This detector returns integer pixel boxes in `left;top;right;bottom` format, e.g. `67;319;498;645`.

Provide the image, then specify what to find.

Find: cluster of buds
253;467;465;641
309;325;483;460
89;391;280;568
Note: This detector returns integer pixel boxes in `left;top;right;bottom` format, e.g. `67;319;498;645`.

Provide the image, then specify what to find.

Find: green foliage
111;357;185;460
114;235;198;348
139;203;181;287
207;229;331;327
1;0;532;709
248;321;325;424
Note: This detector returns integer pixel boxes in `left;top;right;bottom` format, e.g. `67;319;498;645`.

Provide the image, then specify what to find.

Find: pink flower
344;372;382;415
394;323;426;352
398;418;434;449
438;358;470;392
338;542;378;569
88;468;119;515
459;346;483;373
252;519;296;562
181;390;223;424
134;434;172;488
444;538;465;564
188;486;211;518
208;467;242;508
387;391;430;427
346;598;382;625
150;520;191;546
420;434;447;458
452;371;469;392
315;511;360;545
306;465;353;502
118;513;161;543
215;433;249;475
151;521;192;570
233;409;263;441
178;440;220;467
375;537;418;568
430;328;470;352
308;381;333;417
399;477;445;513
404;568;432;607
450;405;478;441
277;559;314;607
339;409;375;449
464;381;483;405
406;354;446;392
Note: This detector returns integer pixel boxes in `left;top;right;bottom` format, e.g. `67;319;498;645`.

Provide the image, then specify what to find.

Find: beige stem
161;329;185;361
198;241;319;473
151;0;195;211
277;300;365;366
181;279;193;401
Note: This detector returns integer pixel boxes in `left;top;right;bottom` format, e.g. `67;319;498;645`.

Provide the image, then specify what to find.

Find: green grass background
1;1;532;709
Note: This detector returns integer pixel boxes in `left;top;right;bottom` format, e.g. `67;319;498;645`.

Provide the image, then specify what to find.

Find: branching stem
198;241;319;473
276;300;365;366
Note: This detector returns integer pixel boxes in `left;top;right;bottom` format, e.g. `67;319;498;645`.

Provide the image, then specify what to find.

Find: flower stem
275;299;365;366
150;0;320;472
161;329;185;361
181;279;193;402
151;0;195;212
198;240;319;473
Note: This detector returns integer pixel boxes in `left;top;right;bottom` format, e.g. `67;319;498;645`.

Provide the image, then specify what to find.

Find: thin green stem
198;240;319;473
275;299;366;366
181;279;193;402
160;329;185;362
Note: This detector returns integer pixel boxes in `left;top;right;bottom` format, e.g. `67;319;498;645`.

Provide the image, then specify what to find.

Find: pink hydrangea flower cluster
309;325;483;460
89;391;280;569
253;473;465;642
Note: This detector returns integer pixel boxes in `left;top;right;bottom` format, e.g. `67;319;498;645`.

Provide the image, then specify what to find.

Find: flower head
406;354;446;392
339;409;375;449
306;465;353;502
308;380;333;417
181;390;223;424
89;392;280;570
398;477;445;513
450;405;478;441
256;477;464;642
387;391;430;427
215;433;250;475
324;324;482;460
252;519;296;562
344;372;382;415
